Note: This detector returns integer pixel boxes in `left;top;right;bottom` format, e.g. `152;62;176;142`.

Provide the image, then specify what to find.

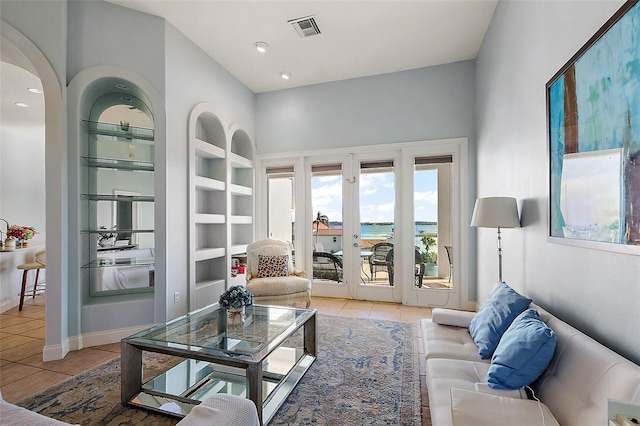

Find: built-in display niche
81;93;155;297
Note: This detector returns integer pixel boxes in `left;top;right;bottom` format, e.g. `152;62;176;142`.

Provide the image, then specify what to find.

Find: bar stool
17;250;46;311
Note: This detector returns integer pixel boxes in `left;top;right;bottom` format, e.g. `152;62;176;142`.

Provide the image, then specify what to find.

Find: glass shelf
82;257;155;269
82;120;154;143
81;194;155;202
81;229;155;235
81;156;154;172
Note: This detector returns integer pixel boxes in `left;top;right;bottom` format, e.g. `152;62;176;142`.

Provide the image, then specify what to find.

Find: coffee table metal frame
121;304;317;425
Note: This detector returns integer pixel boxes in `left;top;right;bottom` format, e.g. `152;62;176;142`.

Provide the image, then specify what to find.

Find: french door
259;138;468;309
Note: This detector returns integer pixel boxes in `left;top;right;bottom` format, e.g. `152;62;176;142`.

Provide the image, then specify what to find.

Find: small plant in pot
219;285;254;325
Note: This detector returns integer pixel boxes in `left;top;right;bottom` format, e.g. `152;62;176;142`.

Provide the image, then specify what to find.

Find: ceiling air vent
289;15;321;38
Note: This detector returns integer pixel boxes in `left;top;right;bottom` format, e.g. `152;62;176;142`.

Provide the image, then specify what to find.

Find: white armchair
245;239;312;308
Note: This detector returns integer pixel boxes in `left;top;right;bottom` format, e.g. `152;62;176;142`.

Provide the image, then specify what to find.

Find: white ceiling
106;0;498;93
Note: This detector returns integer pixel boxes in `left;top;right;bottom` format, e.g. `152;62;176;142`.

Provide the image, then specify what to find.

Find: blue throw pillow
487;309;557;390
468;282;532;359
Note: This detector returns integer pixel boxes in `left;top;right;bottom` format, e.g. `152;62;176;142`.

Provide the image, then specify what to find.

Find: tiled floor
0;295;432;424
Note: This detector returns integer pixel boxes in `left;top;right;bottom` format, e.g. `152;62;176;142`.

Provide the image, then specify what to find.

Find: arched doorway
1;20;67;361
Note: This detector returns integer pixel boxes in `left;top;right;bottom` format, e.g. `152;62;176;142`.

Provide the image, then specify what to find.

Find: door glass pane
311;164;343;284
415;157;452;289
360;161;394;286
267;167;295;264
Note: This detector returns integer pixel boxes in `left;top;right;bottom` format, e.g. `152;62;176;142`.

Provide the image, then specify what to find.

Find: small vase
227;307;245;325
22;240;29;247
4;239;15;251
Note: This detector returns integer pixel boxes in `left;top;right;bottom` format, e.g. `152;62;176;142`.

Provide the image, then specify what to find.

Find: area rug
16;315;421;425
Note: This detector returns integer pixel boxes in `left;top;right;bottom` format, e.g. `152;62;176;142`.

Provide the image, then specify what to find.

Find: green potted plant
420;235;438;277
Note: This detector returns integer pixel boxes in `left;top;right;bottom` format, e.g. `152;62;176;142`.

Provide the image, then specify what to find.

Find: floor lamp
471;197;521;283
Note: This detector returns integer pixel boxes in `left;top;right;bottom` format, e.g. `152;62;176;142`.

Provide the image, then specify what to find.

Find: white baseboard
43;340;69;362
80;324;154;348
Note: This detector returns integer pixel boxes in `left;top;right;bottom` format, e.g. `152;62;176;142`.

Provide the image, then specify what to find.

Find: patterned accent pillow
257;254;289;278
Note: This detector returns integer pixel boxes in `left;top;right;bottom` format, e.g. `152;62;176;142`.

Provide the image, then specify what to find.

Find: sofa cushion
246;275;311;297
248;244;292;277
450;388;560;426
487;309;556;390
257;254;289;278
421;318;485;362
468;282;531;359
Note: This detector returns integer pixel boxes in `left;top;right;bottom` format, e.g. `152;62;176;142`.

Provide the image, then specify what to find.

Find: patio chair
444;245;453;283
246;239;311;307
385;248;425;287
368;242;393;280
312;252;343;282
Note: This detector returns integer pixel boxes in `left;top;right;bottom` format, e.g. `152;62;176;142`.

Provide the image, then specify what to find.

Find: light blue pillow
468;282;532;359
487;309;557;390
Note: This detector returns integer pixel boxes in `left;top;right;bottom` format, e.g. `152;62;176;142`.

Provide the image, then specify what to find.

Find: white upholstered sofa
422;285;640;425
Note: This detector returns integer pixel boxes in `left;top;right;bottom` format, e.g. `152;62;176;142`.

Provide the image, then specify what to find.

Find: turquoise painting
548;0;640;246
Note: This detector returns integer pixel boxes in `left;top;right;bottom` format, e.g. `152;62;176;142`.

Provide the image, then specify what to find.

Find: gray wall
163;22;255;319
256;61;476;153
476;0;640;364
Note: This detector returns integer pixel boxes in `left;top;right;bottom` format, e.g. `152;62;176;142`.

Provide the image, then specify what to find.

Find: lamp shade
471;197;521;228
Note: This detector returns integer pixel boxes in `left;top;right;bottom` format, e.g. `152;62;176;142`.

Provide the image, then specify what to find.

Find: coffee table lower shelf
125;347;315;425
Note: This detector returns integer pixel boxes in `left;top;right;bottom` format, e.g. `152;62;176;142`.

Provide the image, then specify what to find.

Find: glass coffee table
121;304;317;425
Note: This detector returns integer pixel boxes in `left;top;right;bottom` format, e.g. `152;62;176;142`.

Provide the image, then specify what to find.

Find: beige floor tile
0;334;40;351
0;316;31;329
0;362;41;385
315;298;348;309
314;305;343;316
1;369;72;403
367;310;402;322
0;339;45;362
20;326;46;339
344;299;373;310
3;303;46;318
22;348;117;375
338;308;370;319
1;319;46;334
371;302;403;312
92;342;121;353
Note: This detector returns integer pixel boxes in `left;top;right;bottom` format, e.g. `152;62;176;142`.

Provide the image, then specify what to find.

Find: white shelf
195;138;225;159
195;278;225;289
231;215;252;224
195;176;225;191
195;247;226;262
195;214;225;224
229;183;252;196
230;244;247;255
229;152;252;169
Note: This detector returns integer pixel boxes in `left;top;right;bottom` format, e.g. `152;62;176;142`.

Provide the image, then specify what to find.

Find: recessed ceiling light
15;102;29;108
27;88;42;94
116;83;129;90
280;72;291;80
254;42;269;53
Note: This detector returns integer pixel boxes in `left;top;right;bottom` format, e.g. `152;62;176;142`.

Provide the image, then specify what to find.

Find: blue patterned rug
17;315;421;425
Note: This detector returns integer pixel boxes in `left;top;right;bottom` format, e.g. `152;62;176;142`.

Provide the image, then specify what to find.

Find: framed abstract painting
547;0;640;254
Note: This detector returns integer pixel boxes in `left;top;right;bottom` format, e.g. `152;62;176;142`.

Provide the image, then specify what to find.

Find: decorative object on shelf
97;226;117;247
7;225;37;246
4;238;16;251
471;197;521;282
120;120;130;131
219;285;253;325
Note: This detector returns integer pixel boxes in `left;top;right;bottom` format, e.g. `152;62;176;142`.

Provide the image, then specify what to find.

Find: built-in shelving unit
188;105;254;309
80;114;155;297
